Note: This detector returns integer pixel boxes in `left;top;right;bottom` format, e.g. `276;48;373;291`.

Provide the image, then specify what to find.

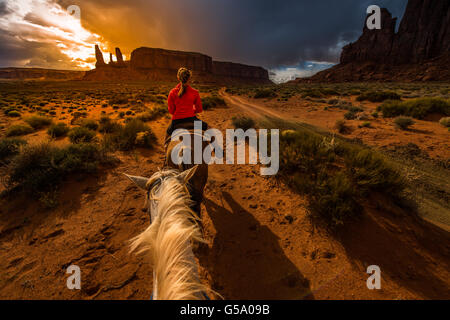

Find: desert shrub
372;111;379;118
348;106;364;113
439;117;450;128
328;99;340;105
278;130;361;226
394;117;415;130
344;149;404;195
136;105;167;121
301;88;338;99
309;172;362;226
344;111;357;120
202;96;226;110
380;98;450;119
6;142;113;196
135;131;157;148
99;116;121;133
68;127;96;143
254;89;277;99
301;89;323;99
276;126;405;227
106;119;156;151
0;138;26;163
357;91;401;102
79;119;99;131
24;115;52;129
357;113;370;121
335;120;349;134
47;122;69;138
58;143;109;173
359;121;372;128
6;124;34;137
232;116;256;130
7;110;21;117
108;95;129;105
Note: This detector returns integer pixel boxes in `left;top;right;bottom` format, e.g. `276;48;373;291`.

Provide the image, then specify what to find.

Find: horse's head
124;165;199;223
124;165;208;300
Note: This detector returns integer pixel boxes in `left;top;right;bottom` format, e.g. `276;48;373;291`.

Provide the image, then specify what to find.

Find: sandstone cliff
0;68;85;80
84;46;270;83
296;0;450;82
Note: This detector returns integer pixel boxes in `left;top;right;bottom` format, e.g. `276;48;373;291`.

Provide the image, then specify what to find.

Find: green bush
345;149;404;194
6;142;113;196
254;89;277;99
136;105;167;121
380;98;450;119
301;88;338;99
79;119;99;131
276;126;405;227
7;110;21;117
335;120;349;134
47;122;69;138
99;116;121;133
0;138;27;163
344;111;357;120
232;116;256;130
394;117;415;130
439;117;450;128
135;130;157;148
108;95;129;105
24;115;52;129
202;96;227;110
68;127;96;143
309;172;362;226
359;121;372;128
301;89;323;99
357;91;401;102
105;119;156;151
6;124;34;137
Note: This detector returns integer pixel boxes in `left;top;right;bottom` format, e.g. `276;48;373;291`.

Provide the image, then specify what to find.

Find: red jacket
167;83;203;120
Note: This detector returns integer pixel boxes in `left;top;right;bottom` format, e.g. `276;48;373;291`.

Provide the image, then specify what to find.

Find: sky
0;0;408;82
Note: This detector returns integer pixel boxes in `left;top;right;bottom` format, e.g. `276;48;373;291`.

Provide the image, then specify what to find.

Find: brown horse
164;121;209;215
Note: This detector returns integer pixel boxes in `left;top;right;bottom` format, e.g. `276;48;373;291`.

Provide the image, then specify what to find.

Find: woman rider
166;67;208;142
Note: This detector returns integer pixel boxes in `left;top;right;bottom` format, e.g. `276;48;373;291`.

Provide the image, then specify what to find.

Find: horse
125;123;210;300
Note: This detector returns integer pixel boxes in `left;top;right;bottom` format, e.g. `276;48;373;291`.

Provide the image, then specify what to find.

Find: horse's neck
150;180;203;300
152;240;199;300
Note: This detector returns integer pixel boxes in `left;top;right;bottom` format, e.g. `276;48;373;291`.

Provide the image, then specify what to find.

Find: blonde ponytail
177;67;192;97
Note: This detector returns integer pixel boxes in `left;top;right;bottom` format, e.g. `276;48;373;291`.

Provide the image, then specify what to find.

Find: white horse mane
129;169;208;300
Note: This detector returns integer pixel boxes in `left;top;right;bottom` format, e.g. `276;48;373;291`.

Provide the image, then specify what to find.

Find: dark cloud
0;31;82;69
0;1;11;16
2;0;409;70
72;0;408;67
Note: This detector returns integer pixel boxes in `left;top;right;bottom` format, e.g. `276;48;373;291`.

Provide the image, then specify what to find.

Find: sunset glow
0;0;104;69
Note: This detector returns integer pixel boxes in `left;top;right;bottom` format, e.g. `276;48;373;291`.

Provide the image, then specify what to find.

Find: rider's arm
168;90;176;115
194;92;202;114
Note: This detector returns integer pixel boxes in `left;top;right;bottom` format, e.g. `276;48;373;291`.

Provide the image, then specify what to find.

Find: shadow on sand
0;173;108;242
199;191;314;300
336;205;450;299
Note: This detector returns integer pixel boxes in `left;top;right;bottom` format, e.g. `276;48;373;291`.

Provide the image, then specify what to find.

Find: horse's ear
123;173;149;190
178;165;199;183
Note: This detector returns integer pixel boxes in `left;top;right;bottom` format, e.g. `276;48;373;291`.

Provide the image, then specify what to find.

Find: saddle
164;121;206;146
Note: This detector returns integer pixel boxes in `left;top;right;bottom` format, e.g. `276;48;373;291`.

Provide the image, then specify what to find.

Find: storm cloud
1;0;408;73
